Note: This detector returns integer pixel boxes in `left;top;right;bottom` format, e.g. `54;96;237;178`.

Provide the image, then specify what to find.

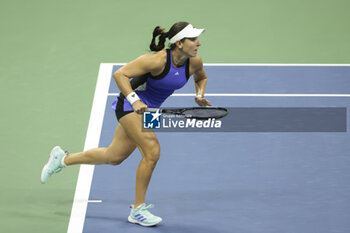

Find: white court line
88;200;103;203
107;93;350;97
107;63;350;98
172;93;350;97
204;63;350;66
103;62;350;66
67;63;112;233
67;63;350;233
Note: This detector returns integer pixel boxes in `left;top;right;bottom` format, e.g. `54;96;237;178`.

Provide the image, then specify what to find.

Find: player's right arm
113;52;165;113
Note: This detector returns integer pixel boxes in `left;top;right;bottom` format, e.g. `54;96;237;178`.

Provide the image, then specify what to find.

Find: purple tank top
112;49;190;111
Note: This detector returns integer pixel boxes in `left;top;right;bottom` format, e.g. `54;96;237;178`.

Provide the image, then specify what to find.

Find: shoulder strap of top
185;58;190;80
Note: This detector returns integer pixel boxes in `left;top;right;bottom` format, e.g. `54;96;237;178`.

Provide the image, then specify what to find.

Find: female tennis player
41;21;211;227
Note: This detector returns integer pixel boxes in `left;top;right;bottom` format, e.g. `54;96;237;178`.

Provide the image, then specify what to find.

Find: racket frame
147;107;228;119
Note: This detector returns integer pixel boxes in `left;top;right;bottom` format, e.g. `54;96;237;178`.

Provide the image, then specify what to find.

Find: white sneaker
128;203;162;226
41;146;67;184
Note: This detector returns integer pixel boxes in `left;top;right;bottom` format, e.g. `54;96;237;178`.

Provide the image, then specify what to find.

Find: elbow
113;70;121;81
113;69;130;82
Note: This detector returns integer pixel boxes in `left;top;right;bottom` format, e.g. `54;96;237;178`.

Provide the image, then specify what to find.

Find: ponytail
149;26;169;52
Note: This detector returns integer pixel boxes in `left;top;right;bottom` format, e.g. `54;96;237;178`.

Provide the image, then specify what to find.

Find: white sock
61;155;67;167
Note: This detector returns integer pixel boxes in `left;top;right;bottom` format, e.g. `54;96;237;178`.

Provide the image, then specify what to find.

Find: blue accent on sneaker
128;203;162;227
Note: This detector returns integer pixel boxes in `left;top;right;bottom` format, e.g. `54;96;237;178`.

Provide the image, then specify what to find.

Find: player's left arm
192;56;212;106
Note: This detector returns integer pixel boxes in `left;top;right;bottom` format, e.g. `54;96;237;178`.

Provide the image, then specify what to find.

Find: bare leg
119;113;160;208
64;124;137;166
134;145;160;207
63;111;161;209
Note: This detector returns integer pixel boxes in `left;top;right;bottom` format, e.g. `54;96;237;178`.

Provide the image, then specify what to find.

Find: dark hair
149;22;189;51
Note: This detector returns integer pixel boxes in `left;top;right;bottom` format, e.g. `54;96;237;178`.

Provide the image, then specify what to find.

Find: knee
105;150;127;166
109;160;123;166
108;154;128;166
144;141;160;164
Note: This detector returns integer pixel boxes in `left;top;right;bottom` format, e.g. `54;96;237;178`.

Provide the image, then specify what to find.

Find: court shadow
85;214;230;233
148;224;224;233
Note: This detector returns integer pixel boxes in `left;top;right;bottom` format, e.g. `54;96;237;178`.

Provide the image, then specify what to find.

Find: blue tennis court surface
82;65;350;233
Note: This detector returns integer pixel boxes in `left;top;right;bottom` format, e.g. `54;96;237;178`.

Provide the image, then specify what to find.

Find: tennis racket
147;107;228;119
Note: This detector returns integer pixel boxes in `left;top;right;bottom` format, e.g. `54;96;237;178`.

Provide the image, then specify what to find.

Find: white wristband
126;92;140;105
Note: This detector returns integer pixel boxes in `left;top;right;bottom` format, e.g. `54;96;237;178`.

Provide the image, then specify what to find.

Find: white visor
169;24;205;44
